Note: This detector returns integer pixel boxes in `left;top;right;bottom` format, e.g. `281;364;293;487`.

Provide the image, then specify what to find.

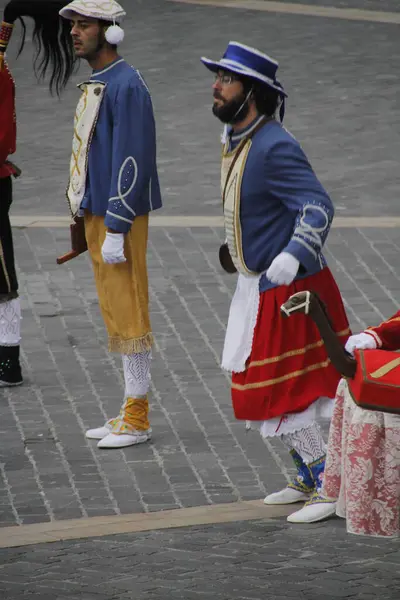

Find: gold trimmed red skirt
231;267;351;421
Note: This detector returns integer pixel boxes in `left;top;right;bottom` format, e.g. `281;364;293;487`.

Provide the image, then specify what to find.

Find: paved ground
0;519;399;599
233;0;400;12
1;221;399;527
1;0;400;218
0;0;399;598
258;0;400;12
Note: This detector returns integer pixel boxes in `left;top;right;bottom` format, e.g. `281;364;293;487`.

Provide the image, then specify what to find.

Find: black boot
0;345;23;386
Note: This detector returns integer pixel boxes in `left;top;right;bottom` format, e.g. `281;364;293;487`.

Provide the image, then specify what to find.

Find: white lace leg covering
280;422;327;464
0;298;21;346
122;351;151;397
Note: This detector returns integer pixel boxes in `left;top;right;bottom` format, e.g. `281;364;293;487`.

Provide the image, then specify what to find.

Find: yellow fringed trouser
84;212;153;354
84;212;153;433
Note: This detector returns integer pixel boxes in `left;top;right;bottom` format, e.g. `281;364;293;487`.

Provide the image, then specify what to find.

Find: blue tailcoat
81;58;162;233
227;118;334;292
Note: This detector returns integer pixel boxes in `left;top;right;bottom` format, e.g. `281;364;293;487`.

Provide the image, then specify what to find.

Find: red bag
348;349;400;415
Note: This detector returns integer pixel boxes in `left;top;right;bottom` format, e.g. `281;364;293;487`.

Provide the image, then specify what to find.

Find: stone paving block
257;0;399;10
0;0;399;596
1;517;392;599
0;0;399;219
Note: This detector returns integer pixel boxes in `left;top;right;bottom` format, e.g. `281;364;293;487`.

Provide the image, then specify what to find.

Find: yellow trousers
84;213;153;354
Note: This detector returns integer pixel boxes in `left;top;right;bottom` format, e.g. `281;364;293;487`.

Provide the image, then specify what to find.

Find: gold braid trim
232;359;331;390
0;21;13;47
108;332;154;354
0;22;14;71
248;327;351;368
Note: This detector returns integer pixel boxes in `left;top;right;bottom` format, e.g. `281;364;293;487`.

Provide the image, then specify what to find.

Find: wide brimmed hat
201;41;287;97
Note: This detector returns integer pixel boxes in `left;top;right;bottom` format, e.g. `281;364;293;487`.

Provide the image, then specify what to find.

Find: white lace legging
280;422;327;464
122;351;151;397
0;298;21;346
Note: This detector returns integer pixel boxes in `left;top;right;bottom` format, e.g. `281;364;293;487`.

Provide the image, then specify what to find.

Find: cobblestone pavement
1;0;400;217
0;519;399;599
256;0;400;12
1;224;400;526
0;0;399;598
224;0;400;13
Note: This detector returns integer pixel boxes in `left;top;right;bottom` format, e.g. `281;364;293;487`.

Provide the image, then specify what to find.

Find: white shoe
85;423;113;440
97;428;152;449
264;487;311;505
287;499;337;523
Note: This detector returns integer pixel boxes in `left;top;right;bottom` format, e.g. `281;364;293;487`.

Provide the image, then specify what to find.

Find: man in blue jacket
202;42;350;523
60;0;162;449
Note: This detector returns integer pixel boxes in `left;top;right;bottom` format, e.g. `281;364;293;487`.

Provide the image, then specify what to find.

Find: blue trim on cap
223;45;277;81
201;41;287;97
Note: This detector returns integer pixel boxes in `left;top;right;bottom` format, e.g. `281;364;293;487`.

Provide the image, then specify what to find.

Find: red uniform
0;57;22;386
0;1;74;388
0;60;19;298
0;62;16;179
365;312;400;350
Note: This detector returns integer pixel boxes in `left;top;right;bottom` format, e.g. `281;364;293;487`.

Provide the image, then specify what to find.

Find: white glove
101;232;126;264
266;252;300;286
345;332;377;356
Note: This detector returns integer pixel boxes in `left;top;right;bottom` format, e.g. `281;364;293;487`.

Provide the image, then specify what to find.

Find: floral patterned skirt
323;379;400;537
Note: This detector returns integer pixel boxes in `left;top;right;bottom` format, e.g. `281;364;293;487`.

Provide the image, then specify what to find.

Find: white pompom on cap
105;25;124;45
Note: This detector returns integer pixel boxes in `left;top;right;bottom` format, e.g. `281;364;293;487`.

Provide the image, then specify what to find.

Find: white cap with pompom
59;0;126;45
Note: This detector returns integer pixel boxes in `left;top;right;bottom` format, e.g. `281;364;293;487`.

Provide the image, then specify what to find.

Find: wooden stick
56;250;81;265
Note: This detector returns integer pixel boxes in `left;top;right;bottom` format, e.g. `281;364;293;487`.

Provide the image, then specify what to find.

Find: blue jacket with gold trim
227;118;334;292
81;58;162;232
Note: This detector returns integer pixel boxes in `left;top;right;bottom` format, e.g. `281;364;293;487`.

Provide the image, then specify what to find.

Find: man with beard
0;0;75;387
59;0;162;448
201;42;351;523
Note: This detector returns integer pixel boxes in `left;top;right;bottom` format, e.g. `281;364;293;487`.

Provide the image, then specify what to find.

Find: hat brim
59;7;125;20
201;56;287;97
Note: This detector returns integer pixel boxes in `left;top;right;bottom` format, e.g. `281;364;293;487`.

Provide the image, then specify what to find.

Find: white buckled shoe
264;487;311;505
287;494;337;523
85;423;113;440
97;428;152;449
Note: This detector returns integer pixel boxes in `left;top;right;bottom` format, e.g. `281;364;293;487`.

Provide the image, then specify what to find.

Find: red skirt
231;268;351;421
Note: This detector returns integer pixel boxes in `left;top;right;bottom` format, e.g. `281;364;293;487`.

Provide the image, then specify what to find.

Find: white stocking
122;351;151;398
0;298;21;346
280;422;326;464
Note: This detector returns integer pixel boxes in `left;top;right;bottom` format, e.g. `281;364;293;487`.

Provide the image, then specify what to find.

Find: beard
212;91;250;124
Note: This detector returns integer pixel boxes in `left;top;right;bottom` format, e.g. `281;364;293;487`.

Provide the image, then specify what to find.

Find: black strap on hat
274;79;286;122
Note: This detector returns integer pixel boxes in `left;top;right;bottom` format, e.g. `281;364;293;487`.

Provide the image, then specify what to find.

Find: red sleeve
365;311;400;350
0;66;16;167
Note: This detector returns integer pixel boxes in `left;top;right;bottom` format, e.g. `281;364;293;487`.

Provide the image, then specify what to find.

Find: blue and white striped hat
201;41;287;97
